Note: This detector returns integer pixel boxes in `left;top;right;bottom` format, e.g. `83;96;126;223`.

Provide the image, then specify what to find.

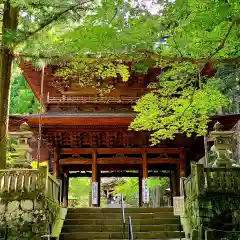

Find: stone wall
0;197;59;240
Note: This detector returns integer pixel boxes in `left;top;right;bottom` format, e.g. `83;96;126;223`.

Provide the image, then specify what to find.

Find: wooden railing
47;95;139;104
184;164;240;199
0;166;61;202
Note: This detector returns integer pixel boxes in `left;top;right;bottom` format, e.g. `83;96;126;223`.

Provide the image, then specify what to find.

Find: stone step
64;218;180;226
67;207;174;214
59;231;185;239
62;224;182;233
66;212;175;219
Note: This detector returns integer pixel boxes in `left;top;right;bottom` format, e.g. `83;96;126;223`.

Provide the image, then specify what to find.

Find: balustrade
0;166;61;202
184;164;240;199
47;95;139;104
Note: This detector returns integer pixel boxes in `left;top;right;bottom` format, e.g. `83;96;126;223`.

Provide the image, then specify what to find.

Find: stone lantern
210;121;235;168
9;122;33;168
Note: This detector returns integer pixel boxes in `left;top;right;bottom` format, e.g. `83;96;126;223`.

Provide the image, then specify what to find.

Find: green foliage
68;178;91;207
131;62;229;144
4;0;240;145
10;75;39;114
56;57;130;95
160;0;240;59
113;177;168;206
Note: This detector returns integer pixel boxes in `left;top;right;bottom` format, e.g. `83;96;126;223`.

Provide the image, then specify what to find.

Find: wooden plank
61;148;181;155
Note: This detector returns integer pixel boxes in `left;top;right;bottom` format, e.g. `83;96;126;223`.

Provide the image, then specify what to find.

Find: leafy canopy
8;0;240;144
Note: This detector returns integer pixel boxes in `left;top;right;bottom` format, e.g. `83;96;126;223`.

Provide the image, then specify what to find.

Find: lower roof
9;113;240;129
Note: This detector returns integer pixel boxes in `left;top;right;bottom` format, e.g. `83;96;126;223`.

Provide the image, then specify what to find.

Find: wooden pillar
53;149;60;179
142;151;148;179
62;172;69;207
180;148;186;178
66;173;69;207
138;168;142;207
142;151;149;205
169;170;173;206
92;149;98;207
97;169;101;207
60;174;64;204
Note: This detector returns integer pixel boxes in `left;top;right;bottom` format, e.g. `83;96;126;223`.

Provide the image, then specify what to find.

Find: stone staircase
60;207;184;240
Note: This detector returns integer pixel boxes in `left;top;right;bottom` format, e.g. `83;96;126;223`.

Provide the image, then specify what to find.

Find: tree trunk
0;49;13;169
0;2;18;169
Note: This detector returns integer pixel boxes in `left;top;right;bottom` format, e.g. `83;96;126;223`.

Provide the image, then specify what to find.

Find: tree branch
109;7;118;24
14;0;92;46
137;50;240;64
179;65;206;119
208;20;238;59
12;51;240;64
172;35;183;57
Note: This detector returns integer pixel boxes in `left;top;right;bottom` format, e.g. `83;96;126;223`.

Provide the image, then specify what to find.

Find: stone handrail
184;172;196;199
46;172;61;202
0;166;61;202
184;164;240;199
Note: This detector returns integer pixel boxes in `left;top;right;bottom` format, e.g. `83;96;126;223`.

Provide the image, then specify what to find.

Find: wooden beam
69;171;170;178
97;157;141;164
61;148;181;155
60;157;179;165
27;116;133;126
60;158;91;165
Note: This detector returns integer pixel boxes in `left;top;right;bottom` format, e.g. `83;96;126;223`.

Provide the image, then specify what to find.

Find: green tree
0;0;95;168
49;0;240;144
69;178;91;207
113;177;168;206
130;0;240;143
10;75;39;114
1;0;157;168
